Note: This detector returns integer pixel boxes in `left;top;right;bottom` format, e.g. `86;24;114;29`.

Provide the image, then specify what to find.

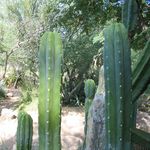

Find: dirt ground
0;88;84;150
0;88;150;150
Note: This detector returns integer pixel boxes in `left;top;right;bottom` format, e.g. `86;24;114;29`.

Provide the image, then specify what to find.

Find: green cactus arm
39;32;62;150
103;23;132;150
132;39;150;103
122;0;138;31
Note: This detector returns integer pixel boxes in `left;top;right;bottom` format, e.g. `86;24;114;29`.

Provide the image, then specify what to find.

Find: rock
6;92;13;97
85;93;105;150
1;108;13;116
11;115;17;119
1;108;17;119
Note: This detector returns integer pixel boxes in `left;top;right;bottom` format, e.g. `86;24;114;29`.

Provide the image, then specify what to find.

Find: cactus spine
16;111;33;150
103;23;132;150
39;32;63;150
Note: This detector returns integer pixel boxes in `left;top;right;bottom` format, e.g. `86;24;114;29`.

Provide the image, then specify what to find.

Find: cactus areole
103;23;132;150
39;32;63;150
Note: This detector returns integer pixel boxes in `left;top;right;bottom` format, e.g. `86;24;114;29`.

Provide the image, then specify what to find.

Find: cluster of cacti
16;111;33;150
103;23;132;150
84;66;105;150
38;32;63;150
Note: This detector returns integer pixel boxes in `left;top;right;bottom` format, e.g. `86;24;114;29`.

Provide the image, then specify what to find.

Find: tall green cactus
16;111;33;150
122;0;138;31
103;23;132;150
39;32;63;150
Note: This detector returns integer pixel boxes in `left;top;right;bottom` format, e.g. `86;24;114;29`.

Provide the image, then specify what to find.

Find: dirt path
0;88;150;150
0;105;84;150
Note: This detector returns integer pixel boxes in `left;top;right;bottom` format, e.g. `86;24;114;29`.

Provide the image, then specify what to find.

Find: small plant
16;111;33;150
4;73;16;87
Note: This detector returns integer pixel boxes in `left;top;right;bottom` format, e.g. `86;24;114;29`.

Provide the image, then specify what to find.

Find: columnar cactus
122;0;138;31
39;32;63;150
103;23;132;150
16;111;33;150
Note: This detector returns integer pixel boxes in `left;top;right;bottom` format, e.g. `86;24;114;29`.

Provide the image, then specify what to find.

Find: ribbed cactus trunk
122;0;138;31
39;32;63;150
103;23;132;150
16;111;33;150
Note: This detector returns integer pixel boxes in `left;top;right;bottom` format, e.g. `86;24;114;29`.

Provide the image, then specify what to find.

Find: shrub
21;90;32;104
0;86;6;100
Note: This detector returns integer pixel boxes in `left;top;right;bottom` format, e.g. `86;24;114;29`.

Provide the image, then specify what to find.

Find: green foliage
21;90;32;104
103;23;132;149
62;34;99;104
16;111;33;150
4;73;16;87
0;0;149;107
39;32;62;150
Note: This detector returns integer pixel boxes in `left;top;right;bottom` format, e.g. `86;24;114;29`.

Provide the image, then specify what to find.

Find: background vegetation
0;0;149;106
